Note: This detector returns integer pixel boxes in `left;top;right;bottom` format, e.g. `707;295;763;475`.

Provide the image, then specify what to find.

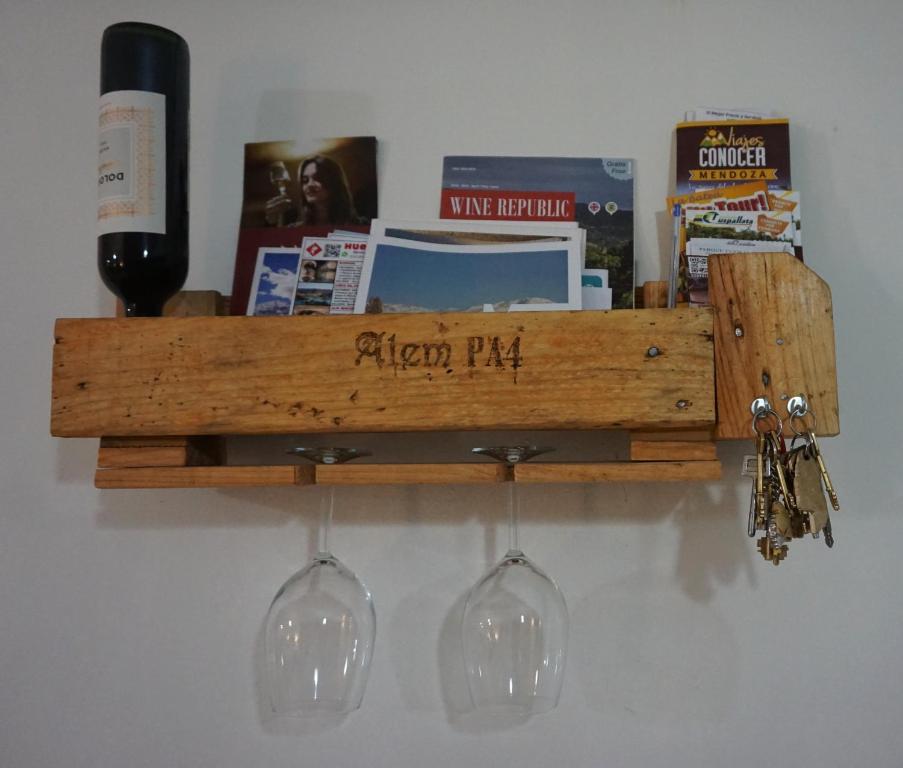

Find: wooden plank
97;436;225;468
628;428;714;442
92;461;722;488
94;465;311;489
629;440;717;462
51;309;715;437
709;252;838;438
514;461;722;483
315;463;509;485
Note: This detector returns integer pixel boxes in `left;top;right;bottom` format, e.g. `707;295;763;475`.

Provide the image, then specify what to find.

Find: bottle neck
124;301;164;317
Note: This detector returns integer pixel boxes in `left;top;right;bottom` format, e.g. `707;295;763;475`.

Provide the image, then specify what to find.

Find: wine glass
462;447;569;716
263;449;375;716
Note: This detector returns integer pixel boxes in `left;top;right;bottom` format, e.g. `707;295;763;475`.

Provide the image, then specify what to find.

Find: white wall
2;1;901;765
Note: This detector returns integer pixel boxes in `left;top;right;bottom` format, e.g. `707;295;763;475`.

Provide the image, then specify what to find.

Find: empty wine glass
462;447;568;716
263;449;375;716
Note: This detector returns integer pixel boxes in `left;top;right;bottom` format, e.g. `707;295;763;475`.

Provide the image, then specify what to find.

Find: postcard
441;156;634;307
581;268;612;310
294;236;368;315
370;217;583;250
240;137;377;229
247;248;303;316
354;236;582;314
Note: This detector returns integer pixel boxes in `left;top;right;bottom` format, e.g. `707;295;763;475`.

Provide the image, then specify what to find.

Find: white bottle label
97;90;166;235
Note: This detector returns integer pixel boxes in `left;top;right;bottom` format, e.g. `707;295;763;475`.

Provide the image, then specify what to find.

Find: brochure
675;119;791;194
666;181;771;305
440;156;634;308
683;209;795;306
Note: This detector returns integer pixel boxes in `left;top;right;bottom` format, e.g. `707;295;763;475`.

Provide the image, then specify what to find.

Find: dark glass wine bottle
98;22;189;317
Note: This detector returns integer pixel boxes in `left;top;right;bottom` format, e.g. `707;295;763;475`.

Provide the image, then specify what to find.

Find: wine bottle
97;22;189;317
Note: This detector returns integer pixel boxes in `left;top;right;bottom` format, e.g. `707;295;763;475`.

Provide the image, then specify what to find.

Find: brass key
806;429;840;512
767;430;797;512
751;431;769;535
788;397;840;513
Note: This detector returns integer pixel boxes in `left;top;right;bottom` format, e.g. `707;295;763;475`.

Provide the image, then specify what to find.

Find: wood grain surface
708;252;838;438
52;309;715;437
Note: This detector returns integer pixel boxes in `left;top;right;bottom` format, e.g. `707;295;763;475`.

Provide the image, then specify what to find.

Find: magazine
440;156;635;308
675;119;791;194
354;235;582;314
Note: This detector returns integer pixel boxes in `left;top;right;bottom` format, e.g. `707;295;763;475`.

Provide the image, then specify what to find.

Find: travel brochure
235;115;804;317
668;111;802;307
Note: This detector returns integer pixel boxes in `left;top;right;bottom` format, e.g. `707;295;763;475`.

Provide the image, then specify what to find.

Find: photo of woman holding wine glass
239;137;378;229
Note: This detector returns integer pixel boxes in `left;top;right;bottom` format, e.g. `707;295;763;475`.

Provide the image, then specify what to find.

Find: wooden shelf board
514;461;722;483
93;460;721;488
94;465;312;489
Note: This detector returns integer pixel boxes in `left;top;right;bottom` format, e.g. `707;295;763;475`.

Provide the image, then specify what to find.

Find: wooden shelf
51;252;838;489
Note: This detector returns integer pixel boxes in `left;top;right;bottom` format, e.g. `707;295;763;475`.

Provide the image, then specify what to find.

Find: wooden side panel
52;309;715;437
709;252;838;438
97;436;225;468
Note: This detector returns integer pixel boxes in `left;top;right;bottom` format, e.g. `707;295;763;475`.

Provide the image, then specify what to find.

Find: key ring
790;409;818;437
751;407;782;437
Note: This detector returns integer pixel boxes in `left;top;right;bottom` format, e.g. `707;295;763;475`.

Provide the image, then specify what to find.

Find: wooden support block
709;252;838;438
629;440;717;462
514;461;722;483
315;463;510;486
94;465;311;489
116;290;226;318
642;281;669;309
52;308;715;437
97;436;226;468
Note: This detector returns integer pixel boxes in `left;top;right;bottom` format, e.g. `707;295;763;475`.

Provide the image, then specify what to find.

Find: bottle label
97;90;166;235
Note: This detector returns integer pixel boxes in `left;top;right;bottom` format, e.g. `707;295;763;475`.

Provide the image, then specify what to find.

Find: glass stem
318;485;335;556
507;480;520;553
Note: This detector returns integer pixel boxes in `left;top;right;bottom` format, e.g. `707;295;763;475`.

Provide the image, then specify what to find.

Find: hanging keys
750;399;793;565
748;429;770;537
787;395;839;548
745;395;840;563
